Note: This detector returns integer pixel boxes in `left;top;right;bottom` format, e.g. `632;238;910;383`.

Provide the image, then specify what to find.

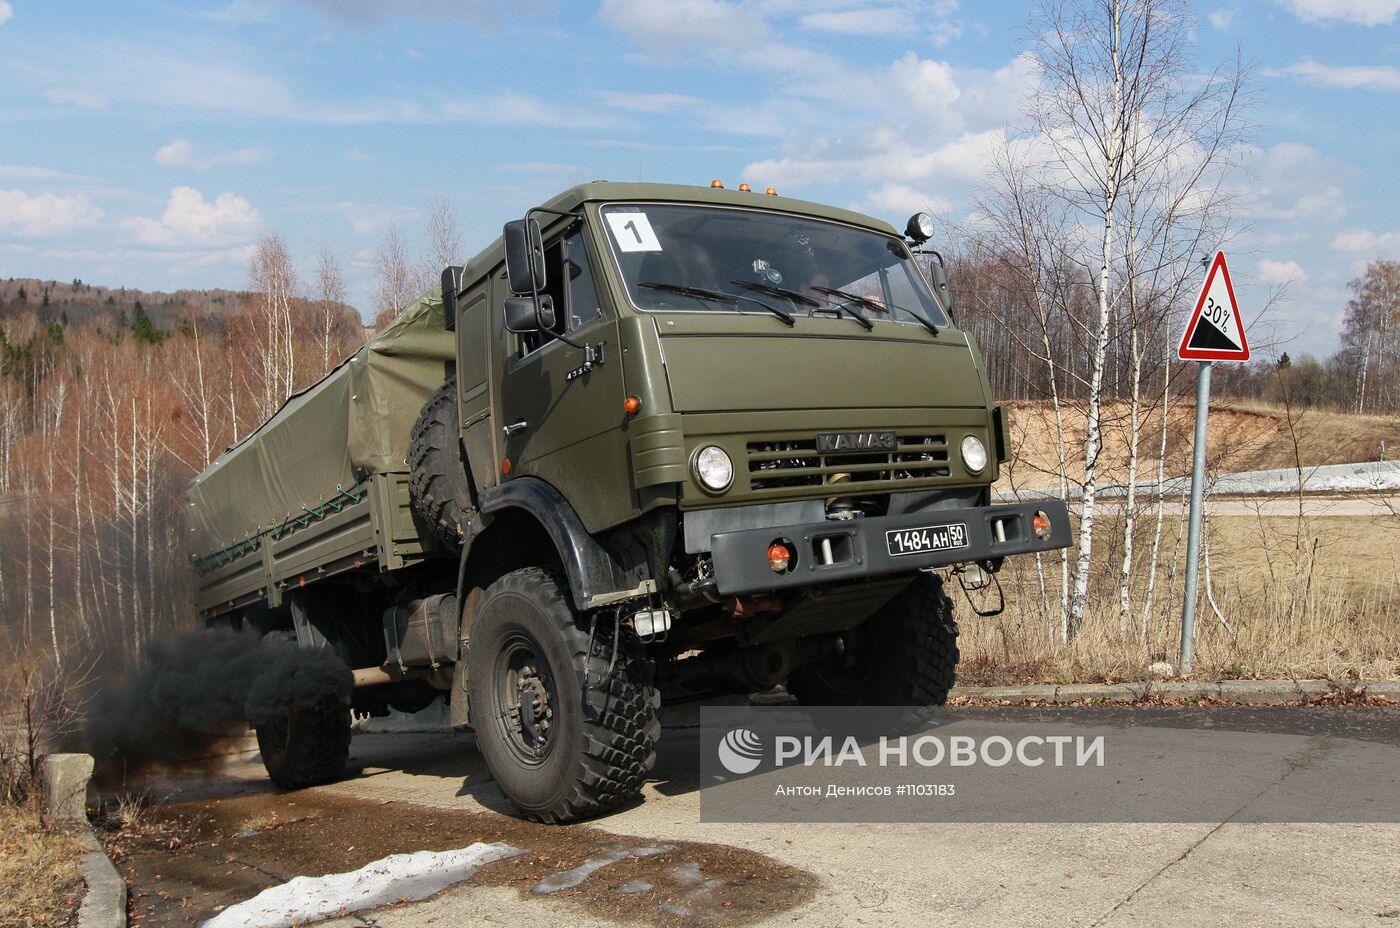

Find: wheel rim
493;629;559;765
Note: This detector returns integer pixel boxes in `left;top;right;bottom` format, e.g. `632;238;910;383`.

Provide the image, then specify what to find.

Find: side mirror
504;294;557;333
440;265;463;332
927;256;954;316
503;219;545;296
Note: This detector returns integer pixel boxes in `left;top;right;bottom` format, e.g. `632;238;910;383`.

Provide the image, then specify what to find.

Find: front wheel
468;567;660;823
786;573;959;706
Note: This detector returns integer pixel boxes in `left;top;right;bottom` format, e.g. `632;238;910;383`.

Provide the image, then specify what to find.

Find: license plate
886;523;969;557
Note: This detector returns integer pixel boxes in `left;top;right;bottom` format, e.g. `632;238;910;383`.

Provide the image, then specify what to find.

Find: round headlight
694;445;733;492
961;435;988;473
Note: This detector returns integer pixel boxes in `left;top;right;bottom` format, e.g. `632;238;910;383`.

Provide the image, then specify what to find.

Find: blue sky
1;0;1398;356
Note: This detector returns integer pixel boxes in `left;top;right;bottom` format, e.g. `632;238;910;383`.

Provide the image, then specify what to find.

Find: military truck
187;181;1071;822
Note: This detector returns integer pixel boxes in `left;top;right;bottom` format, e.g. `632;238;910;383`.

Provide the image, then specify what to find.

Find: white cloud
799;8;916;36
1207;8;1236;29
1258;259;1307;284
597;0;764;49
854;182;951;217
1276;58;1400;91
595;91;701;114
154;138;271;171
32;43;294;113
1279;0;1400;25
0;2;13;26
0;189;104;237
1330;227;1400;256
0;164;99;182
345;148;374;161
122;187;260;247
1237;142;1351;223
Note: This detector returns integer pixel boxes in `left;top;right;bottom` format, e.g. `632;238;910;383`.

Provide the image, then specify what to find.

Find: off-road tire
468;567;660;823
408;377;475;546
787;573;959;706
255;701;352;790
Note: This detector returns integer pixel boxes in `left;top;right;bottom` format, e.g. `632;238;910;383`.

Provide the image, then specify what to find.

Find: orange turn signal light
767;542;792;572
1032;510;1051;540
711;179;724;188
623;395;641;414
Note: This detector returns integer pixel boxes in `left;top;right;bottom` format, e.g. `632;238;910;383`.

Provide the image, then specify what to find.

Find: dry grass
0;802;85;928
958;509;1400;685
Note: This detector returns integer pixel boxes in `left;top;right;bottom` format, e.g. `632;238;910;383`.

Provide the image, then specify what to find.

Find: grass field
0;801;84;928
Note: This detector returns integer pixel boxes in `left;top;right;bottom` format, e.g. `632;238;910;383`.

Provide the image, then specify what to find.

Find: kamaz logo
815;431;897;453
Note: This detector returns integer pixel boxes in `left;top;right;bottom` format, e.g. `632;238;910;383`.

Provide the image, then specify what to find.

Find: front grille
746;434;950;490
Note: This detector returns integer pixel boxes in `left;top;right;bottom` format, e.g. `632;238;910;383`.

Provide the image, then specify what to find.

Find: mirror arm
524;206;586;349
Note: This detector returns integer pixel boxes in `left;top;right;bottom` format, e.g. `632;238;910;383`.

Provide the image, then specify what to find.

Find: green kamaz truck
187;181;1071;822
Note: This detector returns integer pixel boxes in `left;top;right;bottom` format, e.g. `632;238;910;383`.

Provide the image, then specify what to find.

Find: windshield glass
598;203;949;329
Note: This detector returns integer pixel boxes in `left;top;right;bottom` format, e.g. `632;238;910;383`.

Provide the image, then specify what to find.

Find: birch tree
248;234;299;420
374;226;415;329
1024;0;1245;635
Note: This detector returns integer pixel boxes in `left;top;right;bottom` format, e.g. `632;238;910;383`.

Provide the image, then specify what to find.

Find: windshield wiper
639;281;737;304
639;281;795;327
808;288;875;331
813;286;939;337
732;279;823;308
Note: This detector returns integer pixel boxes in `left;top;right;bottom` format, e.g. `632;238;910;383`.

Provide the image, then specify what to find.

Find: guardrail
996;460;1400;503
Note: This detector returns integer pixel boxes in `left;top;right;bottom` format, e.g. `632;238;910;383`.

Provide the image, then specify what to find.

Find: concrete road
196;716;1400;928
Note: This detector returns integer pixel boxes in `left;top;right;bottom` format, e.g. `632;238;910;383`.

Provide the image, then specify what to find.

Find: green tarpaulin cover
186;295;452;555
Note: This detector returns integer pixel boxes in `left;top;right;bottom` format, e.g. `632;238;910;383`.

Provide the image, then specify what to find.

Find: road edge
950;678;1400;705
77;826;126;928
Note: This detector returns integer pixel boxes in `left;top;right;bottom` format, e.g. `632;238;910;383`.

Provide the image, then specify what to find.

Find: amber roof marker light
710;179;725;188
764;186;778;196
738;183;752;192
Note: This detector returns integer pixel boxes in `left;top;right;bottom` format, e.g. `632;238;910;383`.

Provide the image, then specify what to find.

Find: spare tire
408;378;476;546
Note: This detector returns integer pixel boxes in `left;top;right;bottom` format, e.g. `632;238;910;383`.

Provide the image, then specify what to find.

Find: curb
77;827;126;928
949;678;1400;705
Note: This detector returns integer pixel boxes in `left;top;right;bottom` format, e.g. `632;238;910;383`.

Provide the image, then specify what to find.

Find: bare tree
248;233;299;420
313;248;349;374
374;225;415;329
423;195;465;285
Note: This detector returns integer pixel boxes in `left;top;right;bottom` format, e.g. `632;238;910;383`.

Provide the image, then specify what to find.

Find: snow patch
200;841;526;928
531;845;673;894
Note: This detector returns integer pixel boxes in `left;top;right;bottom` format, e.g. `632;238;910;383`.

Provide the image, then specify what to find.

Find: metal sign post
1178;361;1211;672
1176;251;1249;673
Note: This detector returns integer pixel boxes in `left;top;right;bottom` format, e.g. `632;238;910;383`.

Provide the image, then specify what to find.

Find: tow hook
951;561;1005;617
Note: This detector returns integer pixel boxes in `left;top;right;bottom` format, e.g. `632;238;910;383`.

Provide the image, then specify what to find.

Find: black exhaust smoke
78;628;352;784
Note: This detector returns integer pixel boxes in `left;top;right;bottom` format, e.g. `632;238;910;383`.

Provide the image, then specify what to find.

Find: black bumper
709;500;1072;596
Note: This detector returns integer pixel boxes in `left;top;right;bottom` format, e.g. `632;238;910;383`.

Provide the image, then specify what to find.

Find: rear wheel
787;573;959;706
255;702;351;789
408;377;475;546
468;567;660;823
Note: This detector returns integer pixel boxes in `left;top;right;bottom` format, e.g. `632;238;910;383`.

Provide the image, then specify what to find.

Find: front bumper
709;500;1072;596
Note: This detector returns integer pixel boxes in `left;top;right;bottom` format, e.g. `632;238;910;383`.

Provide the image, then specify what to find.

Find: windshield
598;203;949;329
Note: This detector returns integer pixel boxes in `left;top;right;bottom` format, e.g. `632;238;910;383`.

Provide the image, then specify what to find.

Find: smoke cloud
79;628;353;784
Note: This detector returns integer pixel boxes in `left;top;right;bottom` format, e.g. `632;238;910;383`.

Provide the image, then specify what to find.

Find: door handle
502;420;527;436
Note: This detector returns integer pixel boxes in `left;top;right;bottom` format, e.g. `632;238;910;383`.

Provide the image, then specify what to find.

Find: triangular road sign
1179;251;1249;362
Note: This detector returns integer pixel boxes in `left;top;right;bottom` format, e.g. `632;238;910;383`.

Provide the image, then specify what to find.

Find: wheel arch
455;477;649;633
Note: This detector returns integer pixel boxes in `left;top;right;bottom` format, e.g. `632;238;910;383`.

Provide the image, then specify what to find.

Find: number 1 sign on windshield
1178;251;1249;362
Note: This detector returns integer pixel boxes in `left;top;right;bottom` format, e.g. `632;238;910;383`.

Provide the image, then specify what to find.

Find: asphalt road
182;710;1400;928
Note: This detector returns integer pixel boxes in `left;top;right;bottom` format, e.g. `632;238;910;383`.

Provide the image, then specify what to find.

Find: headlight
694;445;733;492
960;435;988;473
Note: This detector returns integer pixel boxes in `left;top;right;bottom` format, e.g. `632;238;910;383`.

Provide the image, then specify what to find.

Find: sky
1;0;1398;356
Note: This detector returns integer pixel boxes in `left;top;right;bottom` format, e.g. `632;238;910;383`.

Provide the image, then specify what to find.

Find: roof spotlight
905;212;936;244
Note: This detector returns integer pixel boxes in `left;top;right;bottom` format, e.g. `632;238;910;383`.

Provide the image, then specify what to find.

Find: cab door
493;226;632;530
